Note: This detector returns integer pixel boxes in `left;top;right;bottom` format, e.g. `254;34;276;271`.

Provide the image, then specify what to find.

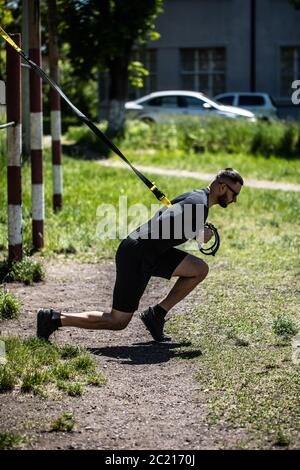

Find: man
37;168;243;342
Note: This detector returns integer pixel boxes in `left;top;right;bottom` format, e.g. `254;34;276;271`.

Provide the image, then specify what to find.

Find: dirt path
43;135;300;191
0;260;249;450
97;160;300;192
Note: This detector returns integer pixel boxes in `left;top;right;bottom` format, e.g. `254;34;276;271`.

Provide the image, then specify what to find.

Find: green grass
66;118;300;183
0;290;22;320
0;336;106;397
0;366;17;391
86;372;107;386
272;314;299;338
50;412;75;432
59;345;85;359
165;187;300;448
57;381;84;396
121;149;300;185
1;145;300;261
0;124;300;447
0;431;26;449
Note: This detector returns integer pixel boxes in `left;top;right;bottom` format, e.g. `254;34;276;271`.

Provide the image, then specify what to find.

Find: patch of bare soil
0;260;250;450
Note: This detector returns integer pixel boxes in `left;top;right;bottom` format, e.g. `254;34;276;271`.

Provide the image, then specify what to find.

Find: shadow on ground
62;143;110;160
88;341;202;365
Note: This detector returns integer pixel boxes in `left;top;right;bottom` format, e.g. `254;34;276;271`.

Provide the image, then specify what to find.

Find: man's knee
188;258;209;280
110;309;133;330
198;261;209;280
113;320;130;331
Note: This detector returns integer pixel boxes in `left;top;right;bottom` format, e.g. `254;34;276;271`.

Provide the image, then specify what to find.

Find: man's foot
140;307;171;342
37;308;61;340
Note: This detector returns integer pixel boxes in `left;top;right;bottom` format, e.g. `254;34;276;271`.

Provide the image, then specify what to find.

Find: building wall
255;0;300;118
154;0;251;91
150;0;300;119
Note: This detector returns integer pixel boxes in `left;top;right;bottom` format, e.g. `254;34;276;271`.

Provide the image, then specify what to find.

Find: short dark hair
215;168;244;186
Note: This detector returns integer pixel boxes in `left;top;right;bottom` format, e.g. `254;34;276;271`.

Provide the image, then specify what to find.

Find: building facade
129;0;300;119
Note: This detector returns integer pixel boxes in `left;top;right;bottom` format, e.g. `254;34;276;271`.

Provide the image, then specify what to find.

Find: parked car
214;92;277;119
125;90;256;123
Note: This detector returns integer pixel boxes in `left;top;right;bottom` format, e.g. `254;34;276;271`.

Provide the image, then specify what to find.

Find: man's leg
60;309;133;330
37;308;133;340
159;254;209;312
37;239;149;340
140;254;208;341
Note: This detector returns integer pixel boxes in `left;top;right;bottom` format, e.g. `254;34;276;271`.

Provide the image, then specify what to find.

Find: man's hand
203;226;214;243
196;226;214;247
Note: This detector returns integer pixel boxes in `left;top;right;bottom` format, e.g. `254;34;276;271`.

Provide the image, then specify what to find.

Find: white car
214;92;277;119
125;90;256;123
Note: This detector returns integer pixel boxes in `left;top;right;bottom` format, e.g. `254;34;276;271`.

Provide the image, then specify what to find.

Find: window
146;96;179;108
280;47;300;97
160;96;178;108
180;48;226;97
217;95;234;106
238;95;265;106
147;97;162;106
128;49;157;100
184;96;206;108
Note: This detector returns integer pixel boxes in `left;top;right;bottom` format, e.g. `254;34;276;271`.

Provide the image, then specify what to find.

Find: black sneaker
37;308;61;340
140;307;171;342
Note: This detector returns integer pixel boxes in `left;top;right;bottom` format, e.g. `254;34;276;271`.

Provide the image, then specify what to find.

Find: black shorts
112;238;188;313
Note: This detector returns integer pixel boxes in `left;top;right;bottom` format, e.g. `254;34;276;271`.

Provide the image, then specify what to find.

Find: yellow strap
0;26;22;52
160;196;173;208
150;183;173;208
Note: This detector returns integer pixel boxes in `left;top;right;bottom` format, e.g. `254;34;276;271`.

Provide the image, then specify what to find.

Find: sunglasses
220;182;240;197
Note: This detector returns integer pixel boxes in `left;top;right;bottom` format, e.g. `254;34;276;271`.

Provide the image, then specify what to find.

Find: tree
0;1;18;78
58;0;164;135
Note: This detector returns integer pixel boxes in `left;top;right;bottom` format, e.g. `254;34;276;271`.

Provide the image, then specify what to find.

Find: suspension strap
0;26;172;208
0;26;221;255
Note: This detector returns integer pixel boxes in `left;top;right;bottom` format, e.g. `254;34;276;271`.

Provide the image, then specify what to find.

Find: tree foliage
0;1;19;78
58;0;163;78
0;1;15;26
57;0;164;133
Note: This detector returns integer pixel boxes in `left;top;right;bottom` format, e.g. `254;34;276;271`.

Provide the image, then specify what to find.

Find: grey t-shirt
129;188;210;255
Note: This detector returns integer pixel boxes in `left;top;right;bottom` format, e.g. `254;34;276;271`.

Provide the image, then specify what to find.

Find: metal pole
6;34;23;262
48;0;63;211
22;0;31;158
29;0;44;249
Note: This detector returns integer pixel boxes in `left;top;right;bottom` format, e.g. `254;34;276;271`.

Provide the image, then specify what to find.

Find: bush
0;366;17;392
0;290;21;320
66;122;110;156
279;123;300;157
272;314;299;338
66;117;300;158
0;257;45;284
50;412;75;432
0;431;25;450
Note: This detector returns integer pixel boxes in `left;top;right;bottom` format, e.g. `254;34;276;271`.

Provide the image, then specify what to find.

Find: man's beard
218;194;228;208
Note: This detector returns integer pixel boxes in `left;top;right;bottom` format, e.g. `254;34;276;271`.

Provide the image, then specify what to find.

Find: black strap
25;57;157;191
200;223;220;256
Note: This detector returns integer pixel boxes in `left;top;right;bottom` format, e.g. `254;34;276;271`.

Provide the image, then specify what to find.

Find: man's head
210;168;244;208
